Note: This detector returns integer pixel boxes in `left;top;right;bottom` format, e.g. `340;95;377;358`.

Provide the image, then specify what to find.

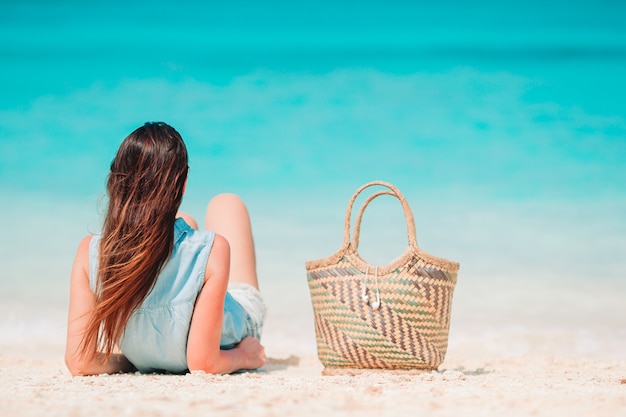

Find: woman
65;122;266;375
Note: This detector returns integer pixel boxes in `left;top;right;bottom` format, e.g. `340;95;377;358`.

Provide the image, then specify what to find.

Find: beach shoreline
2;256;625;416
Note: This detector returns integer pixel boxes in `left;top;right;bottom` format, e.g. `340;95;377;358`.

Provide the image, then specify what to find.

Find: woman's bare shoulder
73;235;94;273
77;235;93;253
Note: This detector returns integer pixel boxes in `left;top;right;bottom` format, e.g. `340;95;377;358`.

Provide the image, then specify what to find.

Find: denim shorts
222;283;266;347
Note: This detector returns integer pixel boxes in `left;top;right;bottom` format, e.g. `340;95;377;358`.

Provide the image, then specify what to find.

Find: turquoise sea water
1;1;625;355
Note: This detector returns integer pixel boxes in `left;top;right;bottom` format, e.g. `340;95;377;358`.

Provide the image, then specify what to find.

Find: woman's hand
234;336;266;370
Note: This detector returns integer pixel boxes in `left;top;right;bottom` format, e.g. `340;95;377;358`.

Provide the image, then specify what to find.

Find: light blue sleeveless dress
89;218;256;373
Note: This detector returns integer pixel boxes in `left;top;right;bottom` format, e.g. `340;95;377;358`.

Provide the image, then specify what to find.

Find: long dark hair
80;122;189;360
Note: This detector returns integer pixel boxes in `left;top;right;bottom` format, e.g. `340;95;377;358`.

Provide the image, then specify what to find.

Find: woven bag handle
343;181;419;253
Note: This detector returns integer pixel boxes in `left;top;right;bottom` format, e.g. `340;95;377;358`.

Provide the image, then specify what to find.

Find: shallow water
1;1;625;355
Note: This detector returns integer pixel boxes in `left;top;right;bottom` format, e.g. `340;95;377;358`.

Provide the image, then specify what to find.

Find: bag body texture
305;181;459;370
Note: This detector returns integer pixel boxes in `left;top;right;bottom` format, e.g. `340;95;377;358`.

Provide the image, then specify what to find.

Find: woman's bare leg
204;194;259;290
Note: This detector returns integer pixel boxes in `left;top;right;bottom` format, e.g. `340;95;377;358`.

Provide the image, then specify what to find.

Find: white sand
2;276;625;417
1;341;624;417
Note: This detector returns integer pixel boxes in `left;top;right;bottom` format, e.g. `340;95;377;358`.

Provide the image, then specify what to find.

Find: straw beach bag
305;181;460;370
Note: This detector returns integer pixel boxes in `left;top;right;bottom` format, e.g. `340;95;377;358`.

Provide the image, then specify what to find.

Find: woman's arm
65;236;135;376
186;234;266;374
